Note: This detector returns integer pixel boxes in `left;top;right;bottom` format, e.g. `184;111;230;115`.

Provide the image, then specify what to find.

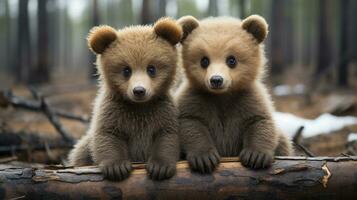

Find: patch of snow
348;133;357;142
273;84;305;96
273;112;357;138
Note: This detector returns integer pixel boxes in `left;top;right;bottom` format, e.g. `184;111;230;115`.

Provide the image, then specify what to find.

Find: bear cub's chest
207;100;244;156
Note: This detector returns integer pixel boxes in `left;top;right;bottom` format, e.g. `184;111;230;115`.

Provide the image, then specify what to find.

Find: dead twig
292;126;304;143
294;143;316;157
44;141;58;162
292;126;316;157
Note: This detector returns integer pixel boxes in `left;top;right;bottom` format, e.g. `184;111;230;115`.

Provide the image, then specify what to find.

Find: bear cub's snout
210;75;224;89
133;86;146;98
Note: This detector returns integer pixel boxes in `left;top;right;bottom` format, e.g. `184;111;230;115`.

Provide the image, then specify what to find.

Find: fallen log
1;156;357;200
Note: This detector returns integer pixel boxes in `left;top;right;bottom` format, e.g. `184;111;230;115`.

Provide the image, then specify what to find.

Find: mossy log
1;156;357;200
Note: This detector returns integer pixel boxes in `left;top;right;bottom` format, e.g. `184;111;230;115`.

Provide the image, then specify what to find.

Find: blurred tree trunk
300;0;313;66
107;0;115;26
141;0;153;24
143;0;166;23
315;0;332;80
158;0;166;18
64;0;73;71
4;0;10;73
284;5;294;66
209;0;218;16
349;1;357;62
337;0;350;86
16;0;32;82
90;0;100;80
270;0;285;74
48;1;60;71
239;0;246;18
32;0;50;84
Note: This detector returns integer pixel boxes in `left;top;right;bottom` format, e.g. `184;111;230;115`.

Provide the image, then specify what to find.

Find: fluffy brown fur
68;17;182;181
175;15;292;173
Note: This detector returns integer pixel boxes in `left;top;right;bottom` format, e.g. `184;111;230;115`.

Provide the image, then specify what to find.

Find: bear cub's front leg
179;119;221;173
92;133;133;181
146;132;180;180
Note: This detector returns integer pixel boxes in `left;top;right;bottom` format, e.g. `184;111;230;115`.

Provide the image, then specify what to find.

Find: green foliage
177;0;202;19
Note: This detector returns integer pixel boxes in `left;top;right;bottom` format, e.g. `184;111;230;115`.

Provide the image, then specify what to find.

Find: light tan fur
68;17;182;181
175;15;292;173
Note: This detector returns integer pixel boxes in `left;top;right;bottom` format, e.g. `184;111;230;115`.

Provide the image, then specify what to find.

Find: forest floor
0;83;356;165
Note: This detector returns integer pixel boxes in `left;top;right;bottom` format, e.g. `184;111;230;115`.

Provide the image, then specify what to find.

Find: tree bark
1;156;357;199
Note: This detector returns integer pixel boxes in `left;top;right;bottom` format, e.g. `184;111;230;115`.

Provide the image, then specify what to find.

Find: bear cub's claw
146;160;176;180
239;149;273;169
100;160;132;181
187;148;221;173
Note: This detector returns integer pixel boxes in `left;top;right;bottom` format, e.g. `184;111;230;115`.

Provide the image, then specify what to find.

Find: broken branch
39;95;76;145
292;126;316;157
0;90;89;123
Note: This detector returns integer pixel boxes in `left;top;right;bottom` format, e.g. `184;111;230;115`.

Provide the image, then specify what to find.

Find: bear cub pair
69;15;292;180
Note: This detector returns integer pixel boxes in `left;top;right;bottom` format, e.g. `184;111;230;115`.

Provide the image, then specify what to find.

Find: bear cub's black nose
133;86;146;97
210;76;224;88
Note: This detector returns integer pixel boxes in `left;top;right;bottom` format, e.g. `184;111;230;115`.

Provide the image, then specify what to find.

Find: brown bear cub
68;18;182;181
175;15;292;173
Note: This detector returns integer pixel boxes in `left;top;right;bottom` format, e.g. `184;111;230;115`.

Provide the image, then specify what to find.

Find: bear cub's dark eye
123;66;132;78
226;55;237;68
147;65;156;77
200;56;210;68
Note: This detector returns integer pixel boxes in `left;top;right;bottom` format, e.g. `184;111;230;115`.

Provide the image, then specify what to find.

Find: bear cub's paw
187;148;221;173
99;160;132;181
146;159;176;180
239;149;273;169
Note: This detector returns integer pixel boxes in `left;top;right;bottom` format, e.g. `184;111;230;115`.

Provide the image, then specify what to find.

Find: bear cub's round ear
154;17;183;45
87;25;117;54
177;15;199;42
242;15;268;43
